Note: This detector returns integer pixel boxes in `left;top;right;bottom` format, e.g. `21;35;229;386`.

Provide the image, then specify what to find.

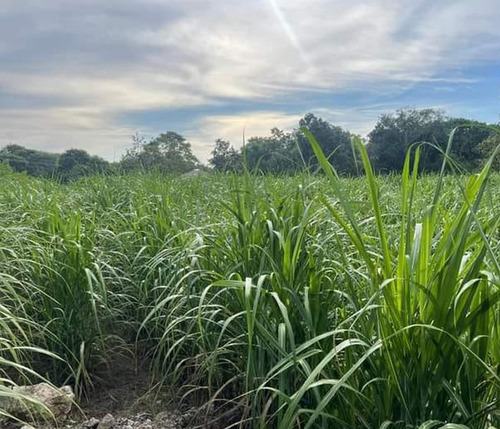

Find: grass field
1;142;500;428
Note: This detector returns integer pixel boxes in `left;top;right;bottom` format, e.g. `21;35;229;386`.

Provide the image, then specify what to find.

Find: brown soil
3;347;237;429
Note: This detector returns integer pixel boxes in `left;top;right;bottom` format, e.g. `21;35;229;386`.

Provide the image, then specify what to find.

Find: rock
136;418;152;429
8;383;74;422
80;417;100;428
154;411;178;429
68;411;186;429
176;407;198;427
97;413;116;429
135;412;153;421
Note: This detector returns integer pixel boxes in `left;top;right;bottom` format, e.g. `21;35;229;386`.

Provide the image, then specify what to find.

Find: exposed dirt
2;349;210;429
2;339;249;429
67;350;199;429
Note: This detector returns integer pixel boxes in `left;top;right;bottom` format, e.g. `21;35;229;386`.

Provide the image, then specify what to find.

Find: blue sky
0;0;498;162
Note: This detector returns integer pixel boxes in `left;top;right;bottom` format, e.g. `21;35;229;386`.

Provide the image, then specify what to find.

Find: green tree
243;128;295;173
478;131;500;170
295;113;356;174
0;152;28;172
59;149;92;172
0;144;58;177
58;148;110;181
209;139;242;172
121;132;199;173
367;108;446;172
367;108;491;173
444;119;492;170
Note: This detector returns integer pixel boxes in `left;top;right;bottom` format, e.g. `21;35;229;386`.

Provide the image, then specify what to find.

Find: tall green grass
0;133;499;428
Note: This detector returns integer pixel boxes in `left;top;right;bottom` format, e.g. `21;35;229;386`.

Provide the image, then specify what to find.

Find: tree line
0;145;111;181
1;107;498;180
210;108;499;174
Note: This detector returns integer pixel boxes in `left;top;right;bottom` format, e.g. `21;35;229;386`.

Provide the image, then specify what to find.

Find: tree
120;133;156;171
243;128;296;173
368;108;493;173
58;149;111;181
478;131;500;170
59;149;92;173
0;144;58;177
121;132;199;173
369;108;452;172
152;132;199;172
209;139;242;172
0;152;28;172
295;113;356;174
444;119;492;170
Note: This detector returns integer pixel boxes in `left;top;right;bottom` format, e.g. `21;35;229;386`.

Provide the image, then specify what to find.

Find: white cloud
187;111;303;162
0;108;133;161
0;0;498;160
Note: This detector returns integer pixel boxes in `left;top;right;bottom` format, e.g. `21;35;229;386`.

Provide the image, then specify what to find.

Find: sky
0;0;499;163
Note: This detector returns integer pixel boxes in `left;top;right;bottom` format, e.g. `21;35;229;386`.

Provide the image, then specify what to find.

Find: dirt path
2;350;222;429
67;352;199;429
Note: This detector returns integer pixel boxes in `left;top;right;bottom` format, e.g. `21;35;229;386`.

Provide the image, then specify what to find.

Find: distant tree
243;128;296;173
368;108;492;172
368;108;449;172
0;144;57;177
0;152;28;172
59;149;92;172
120;133;153;171
152;132;199;172
209;139;242;172
121;132;199;173
478;131;500;170
58;148;111;181
296;113;356;174
444;119;492;170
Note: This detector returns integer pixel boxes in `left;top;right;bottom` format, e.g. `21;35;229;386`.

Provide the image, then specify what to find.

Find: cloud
0;0;498;160
187;111;303;162
0;108;133;160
